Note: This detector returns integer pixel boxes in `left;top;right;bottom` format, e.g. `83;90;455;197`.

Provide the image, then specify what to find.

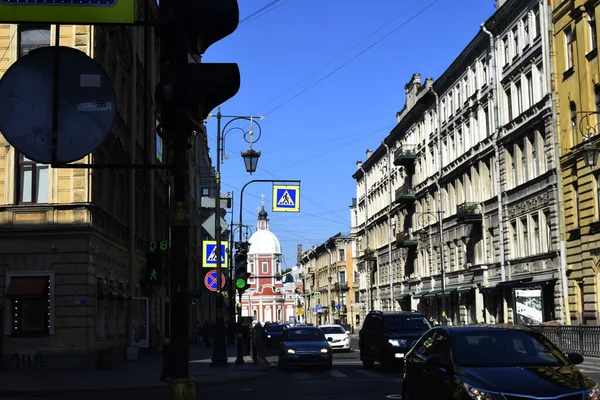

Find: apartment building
352;0;568;325
298;234;356;327
0;14;212;368
553;0;600;325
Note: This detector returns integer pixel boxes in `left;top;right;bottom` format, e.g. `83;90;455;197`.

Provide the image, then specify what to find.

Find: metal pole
358;166;372;312
212;108;228;366
235;292;244;364
227;193;236;345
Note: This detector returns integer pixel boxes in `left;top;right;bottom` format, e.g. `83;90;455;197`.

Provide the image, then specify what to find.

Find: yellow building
299;233;358;328
553;0;600;325
0;9;212;368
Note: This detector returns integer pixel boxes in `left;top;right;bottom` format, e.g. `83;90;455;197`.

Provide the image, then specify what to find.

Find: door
134;297;149;348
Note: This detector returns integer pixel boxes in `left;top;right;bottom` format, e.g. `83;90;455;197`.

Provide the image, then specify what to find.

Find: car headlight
287;349;295;354
585;386;600;400
389;339;407;347
464;384;503;400
267;335;271;338
320;348;329;353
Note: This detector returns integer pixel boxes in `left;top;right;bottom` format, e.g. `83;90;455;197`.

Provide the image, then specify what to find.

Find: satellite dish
0;46;116;164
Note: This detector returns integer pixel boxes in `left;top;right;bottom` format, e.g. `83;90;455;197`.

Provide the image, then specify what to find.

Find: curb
0;371;269;397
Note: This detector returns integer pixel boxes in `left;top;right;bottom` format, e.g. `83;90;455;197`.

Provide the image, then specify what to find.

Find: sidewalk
0;344;268;396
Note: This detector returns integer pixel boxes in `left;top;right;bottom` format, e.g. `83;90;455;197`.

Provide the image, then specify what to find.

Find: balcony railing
527;325;600;358
333;282;350;292
395;185;415;205
396;231;418;248
393;144;417;167
456;202;482;224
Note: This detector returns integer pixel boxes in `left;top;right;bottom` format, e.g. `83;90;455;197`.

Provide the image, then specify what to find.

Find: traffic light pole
235;291;244;365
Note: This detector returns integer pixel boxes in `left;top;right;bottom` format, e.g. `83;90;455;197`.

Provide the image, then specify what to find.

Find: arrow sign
202;213;228;240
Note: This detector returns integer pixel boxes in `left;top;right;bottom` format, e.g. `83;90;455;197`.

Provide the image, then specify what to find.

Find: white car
319;324;351;351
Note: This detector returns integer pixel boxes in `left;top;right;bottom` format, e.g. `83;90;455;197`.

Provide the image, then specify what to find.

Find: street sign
204;269;226;292
311;307;317;314
202;240;229;268
336;304;341;311
201;213;228;240
313;291;321;298
0;0;135;24
272;184;300;212
316;304;323;311
351;302;365;308
200;196;231;209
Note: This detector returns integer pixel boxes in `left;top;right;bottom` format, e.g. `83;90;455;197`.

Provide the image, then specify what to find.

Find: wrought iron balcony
395;185;415;205
396;231;418;248
393;144;417;167
456;202;482;224
333;282;349;292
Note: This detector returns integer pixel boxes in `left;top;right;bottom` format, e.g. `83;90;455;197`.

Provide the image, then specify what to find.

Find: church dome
248;230;281;255
258;208;268;219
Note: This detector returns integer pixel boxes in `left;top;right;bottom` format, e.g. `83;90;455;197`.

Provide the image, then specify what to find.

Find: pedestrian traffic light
146;250;163;284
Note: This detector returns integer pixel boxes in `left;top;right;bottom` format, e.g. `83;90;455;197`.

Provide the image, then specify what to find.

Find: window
589;8;597;51
506;88;513;121
535;10;541;37
503;37;510;65
513;28;519;57
5;276;51;337
573;181;580;226
262;261;268;274
565;27;575;70
526;72;534;107
18;25;51;57
516;81;523;113
339;270;346;285
484;107;490;136
595;86;600;116
532;214;540;254
17;154;49;204
595;174;600;219
338;249;346;262
570;102;577;144
521;217;529;256
524;18;530;46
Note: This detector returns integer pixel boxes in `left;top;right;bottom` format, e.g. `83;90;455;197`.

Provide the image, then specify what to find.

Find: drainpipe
358;165;373;312
430;87;447;321
382;141;395;310
542;0;571;324
482;22;508;322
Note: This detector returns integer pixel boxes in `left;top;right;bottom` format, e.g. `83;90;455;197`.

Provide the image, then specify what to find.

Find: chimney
404;73;422;109
366;149;372;159
356;160;363;169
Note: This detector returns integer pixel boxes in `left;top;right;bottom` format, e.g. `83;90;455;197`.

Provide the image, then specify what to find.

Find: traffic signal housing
234;252;251;294
146;250;163;284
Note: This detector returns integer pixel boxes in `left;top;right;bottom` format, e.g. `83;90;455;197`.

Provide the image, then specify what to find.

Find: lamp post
357;165;374;312
415;211;446;324
208;107;263;367
382;141;395;311
327;276;333;324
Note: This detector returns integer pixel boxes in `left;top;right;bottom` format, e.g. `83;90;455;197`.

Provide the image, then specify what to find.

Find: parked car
278;325;333;371
319;324;351;351
359;310;431;369
402;324;599;400
263;323;286;347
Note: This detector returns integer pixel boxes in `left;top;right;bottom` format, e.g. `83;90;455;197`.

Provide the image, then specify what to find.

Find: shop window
6;276;50;337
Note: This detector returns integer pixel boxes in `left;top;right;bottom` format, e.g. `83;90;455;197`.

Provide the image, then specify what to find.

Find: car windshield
451;330;570;367
285;329;325;342
385;316;431;332
320;326;345;334
265;325;285;332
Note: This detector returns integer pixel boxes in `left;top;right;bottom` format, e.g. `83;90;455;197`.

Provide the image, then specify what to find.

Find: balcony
393;144;417;167
333;282;350;292
396;231;418;248
456;202;482;224
395;185;415;205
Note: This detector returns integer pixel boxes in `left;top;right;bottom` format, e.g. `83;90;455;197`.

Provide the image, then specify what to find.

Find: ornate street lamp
583;142;600;168
241;148;261;174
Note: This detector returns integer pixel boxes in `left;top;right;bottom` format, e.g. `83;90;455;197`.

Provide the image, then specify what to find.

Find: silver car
278;326;333;371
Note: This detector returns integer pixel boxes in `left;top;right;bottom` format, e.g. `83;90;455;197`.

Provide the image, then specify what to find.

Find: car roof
288;325;319;330
319;324;344;328
369;310;426;317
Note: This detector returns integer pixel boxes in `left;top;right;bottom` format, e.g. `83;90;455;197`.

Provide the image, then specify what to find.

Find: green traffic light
235;278;246;289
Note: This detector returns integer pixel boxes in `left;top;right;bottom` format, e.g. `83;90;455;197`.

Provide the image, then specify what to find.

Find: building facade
240;206;294;323
299;234;356;327
553;0;600;325
0;11;211;369
352;0;568;326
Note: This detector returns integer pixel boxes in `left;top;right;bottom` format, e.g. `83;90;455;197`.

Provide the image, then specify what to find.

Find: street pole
383;141;394;311
228;192;235;346
212;109;229;367
235;291;244;365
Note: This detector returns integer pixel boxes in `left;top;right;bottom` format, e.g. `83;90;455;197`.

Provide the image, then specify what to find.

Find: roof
248;230;281;255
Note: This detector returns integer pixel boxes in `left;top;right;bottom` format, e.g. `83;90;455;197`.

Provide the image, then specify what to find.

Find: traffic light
155;0;241;134
146;250;163;284
234;252;251;294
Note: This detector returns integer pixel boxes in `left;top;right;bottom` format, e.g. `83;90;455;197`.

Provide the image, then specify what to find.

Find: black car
278;326;333;370
402;325;599;400
263;323;286;346
359;310;431;369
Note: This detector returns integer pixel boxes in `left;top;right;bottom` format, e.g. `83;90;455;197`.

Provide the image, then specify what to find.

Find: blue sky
202;0;496;270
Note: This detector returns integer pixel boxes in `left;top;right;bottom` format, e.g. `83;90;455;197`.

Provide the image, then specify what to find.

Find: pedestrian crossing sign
272;184;300;212
202;241;229;268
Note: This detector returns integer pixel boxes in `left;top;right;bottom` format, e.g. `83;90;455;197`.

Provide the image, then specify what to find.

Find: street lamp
327;276;333;324
415;211;447;324
208;107;264;367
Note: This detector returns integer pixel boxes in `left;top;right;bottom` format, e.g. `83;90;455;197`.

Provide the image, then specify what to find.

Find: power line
239;0;290;26
263;0;442;116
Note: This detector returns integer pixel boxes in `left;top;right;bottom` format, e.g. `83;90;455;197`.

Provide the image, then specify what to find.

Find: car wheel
362;358;374;369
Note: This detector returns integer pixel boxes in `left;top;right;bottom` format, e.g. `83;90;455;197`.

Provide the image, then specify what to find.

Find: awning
456;286;475;293
413;290;429;299
5;276;48;296
424;290;442;298
395;293;410;300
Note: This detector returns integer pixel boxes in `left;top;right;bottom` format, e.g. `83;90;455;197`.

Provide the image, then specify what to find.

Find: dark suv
359;310;431;369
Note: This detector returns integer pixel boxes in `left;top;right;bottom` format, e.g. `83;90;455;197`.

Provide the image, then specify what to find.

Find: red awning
5;277;48;296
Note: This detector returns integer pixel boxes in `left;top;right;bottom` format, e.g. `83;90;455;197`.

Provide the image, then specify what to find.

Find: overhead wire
239;0;290;26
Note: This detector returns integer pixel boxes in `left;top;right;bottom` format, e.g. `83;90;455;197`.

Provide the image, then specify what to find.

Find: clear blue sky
203;0;496;270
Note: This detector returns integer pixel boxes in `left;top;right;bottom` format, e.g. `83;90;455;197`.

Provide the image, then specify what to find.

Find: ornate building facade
351;0;567;326
240;205;295;323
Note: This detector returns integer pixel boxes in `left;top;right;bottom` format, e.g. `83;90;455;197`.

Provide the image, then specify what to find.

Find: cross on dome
260;193;265;207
